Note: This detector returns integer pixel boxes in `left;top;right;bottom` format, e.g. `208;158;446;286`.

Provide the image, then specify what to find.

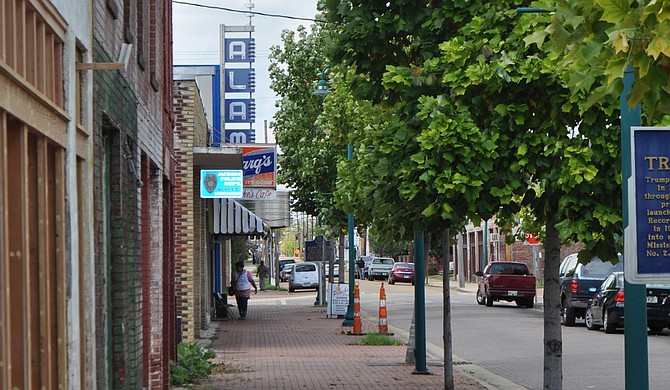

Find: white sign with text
242;188;277;200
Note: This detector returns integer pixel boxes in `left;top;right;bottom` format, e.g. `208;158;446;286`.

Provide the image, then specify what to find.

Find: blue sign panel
224;38;255;63
304;239;333;262
625;127;670;283
224;69;255;93
225;129;256;143
200;170;243;198
225;99;255;123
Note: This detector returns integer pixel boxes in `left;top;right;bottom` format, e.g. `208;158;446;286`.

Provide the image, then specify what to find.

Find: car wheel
368;274;374;281
388;276;395;285
603;310;617;333
288;285;294;292
562;301;576;326
476;288;486;305
485;291;493;307
525;299;534;309
585;307;600;330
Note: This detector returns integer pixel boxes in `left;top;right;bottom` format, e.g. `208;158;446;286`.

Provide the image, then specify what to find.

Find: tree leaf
595;0;631;23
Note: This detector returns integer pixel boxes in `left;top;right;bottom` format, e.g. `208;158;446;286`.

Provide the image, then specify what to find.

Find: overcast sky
173;1;320;144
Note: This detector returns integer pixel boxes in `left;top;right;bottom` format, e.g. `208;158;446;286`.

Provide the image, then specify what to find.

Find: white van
289;262;319;292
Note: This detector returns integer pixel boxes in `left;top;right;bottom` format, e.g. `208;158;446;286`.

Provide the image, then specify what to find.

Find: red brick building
455;218;584;283
91;0;175;388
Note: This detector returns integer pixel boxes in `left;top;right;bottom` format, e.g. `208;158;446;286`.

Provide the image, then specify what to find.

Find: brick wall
458;221;586;283
92;0;174;387
174;80;197;342
147;167;165;389
173;80;210;341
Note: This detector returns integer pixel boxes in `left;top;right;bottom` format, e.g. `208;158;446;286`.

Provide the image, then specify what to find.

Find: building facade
1;0;96;387
173;78;212;342
91;0;175;388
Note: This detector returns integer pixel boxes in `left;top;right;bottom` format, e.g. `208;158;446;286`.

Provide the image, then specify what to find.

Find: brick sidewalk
191;293;486;390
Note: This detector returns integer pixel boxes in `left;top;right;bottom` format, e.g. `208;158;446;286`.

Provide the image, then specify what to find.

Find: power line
172;1;324;23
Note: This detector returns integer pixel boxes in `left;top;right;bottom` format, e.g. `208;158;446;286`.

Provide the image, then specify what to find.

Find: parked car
559;254;623;326
360;256;373;279
289;262;319;292
279;258;296;271
280;263;295;282
367;257;395;281
388;262;414;285
475;262;536;308
585;271;670;334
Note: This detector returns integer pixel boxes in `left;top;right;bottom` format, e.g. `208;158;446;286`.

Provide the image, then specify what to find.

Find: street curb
359;309;528;390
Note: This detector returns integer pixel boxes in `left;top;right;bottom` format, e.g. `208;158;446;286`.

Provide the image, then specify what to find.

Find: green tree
325;1;622;388
269;24;347;233
534;0;670;122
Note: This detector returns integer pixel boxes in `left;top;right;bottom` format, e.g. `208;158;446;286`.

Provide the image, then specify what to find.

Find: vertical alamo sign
625;127;670;283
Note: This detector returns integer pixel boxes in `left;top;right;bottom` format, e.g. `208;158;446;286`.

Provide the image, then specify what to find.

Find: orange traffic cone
352;282;362;335
379;282;388;334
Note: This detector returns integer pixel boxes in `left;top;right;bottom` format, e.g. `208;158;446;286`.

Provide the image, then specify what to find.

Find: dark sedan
585;271;670;334
388;262;414;285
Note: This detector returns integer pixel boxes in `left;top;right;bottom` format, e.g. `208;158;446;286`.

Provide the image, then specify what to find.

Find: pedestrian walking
231;261;257;320
256;261;269;291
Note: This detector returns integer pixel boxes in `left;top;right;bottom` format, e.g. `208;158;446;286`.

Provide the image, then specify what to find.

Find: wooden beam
76;62;125;71
0;111;7;390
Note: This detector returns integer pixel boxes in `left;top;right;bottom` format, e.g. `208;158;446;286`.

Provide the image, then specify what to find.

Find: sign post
620;66;648;390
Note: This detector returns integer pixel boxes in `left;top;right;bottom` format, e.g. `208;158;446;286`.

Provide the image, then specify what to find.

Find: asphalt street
355;278;670;390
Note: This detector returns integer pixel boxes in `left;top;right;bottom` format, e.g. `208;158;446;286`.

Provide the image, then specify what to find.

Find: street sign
328;284;349;317
625;126;670;283
524;233;541;245
304;239;333;262
199;169;243;198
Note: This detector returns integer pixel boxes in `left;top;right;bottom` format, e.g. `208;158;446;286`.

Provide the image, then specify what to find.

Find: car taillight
571;280;578;294
615;291;625;302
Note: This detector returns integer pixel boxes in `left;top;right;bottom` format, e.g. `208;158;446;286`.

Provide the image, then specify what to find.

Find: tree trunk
457;232;465;288
425;233;431;284
543;208;563;389
443;228;454;390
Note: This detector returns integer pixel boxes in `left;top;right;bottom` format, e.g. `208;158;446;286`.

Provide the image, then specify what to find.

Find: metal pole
621;65;648;389
412;230;430;374
483;220;488;269
321;236;327;306
443;228;454;389
343;144;355;326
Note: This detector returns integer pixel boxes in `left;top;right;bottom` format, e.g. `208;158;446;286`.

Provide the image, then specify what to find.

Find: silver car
280;263;295;282
289;262;319;292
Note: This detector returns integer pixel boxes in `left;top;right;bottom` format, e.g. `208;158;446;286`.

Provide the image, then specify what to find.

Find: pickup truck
367;257;395;281
475;262;536;308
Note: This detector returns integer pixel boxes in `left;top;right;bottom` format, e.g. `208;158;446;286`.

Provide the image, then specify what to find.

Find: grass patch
353;332;405;346
263;284;281;291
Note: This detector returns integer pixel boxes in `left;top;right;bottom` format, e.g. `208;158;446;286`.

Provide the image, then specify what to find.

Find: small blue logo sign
200;170;243;198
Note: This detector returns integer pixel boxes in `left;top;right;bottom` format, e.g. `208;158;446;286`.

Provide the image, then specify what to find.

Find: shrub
426;256;443;276
170;342;216;386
